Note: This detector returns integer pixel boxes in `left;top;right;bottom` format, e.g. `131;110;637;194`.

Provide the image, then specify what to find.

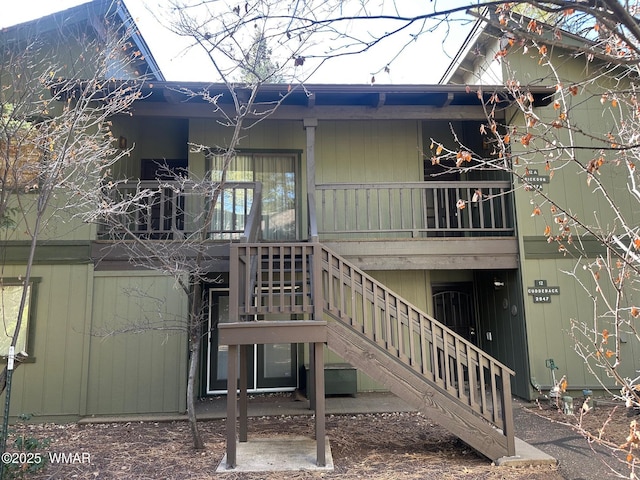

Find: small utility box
303;363;357;397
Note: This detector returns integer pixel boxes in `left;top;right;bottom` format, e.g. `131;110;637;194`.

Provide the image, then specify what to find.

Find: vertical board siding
87;274;188;415
505;49;640;393
316;120;421;184
3;264;91;417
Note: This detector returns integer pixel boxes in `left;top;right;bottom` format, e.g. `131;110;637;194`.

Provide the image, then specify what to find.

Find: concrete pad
495;436;558;467
216;436;334;473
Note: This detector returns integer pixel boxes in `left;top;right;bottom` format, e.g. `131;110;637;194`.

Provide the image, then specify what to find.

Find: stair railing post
500;370;516;456
310;242;326;466
311;243;323;321
229;244;240;323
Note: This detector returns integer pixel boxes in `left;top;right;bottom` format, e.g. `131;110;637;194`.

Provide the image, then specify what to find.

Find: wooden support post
314;341;326;466
304;118;318;242
226;344;238;468
309;343;316;410
239;344;249;443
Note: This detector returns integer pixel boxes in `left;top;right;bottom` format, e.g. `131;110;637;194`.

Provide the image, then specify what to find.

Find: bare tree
0;9;144;464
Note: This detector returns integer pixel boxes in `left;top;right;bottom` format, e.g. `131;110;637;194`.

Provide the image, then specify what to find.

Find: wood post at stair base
220;322;328;469
239;344;249;443
314;341;326;466
226;344;238;469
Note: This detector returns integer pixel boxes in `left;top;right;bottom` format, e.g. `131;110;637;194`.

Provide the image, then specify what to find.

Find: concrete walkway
510;397;624;479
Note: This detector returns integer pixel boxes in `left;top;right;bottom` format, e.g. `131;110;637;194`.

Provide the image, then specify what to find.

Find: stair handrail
317;244;514;455
227;240;515;456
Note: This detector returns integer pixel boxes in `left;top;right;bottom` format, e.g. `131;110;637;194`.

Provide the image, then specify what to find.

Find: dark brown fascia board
135;82;555;108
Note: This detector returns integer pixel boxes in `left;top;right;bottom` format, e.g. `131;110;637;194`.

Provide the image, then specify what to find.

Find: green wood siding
87;273;188;415
110;116;189;179
316;120;421;183
1;195;94;242
2;264;91;418
520;257;639;391
496;47;640;393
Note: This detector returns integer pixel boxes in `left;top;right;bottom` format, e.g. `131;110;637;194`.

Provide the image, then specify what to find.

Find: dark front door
205;289;298;394
432;283;478;344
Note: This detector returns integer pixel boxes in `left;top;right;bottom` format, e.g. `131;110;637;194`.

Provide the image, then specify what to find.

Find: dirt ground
3;394;635;480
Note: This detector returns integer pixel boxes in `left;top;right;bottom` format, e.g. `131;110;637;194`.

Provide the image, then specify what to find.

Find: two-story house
9;1;626;463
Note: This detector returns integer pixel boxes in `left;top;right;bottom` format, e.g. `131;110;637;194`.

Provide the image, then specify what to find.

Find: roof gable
1;0;164;81
441;9;599;85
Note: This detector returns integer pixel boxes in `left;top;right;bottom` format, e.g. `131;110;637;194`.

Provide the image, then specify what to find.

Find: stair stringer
325;318;511;462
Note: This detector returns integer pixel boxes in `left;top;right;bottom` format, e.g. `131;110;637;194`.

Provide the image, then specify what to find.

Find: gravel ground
2;393;634;479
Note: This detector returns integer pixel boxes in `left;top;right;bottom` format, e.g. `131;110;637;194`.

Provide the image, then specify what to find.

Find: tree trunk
187;330;204;450
0;354;27;396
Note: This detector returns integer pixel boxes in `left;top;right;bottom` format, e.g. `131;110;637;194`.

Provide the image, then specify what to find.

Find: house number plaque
518;168;550;190
527;279;560;303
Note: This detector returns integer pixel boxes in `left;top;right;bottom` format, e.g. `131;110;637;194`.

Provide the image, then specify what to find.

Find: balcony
96;179;518;270
97;180;260;241
316;181;514;239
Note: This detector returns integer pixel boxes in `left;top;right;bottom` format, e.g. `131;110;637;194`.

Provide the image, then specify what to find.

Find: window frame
0;278;39;361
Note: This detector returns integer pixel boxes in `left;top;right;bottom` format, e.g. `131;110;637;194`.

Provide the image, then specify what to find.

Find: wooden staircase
228;242;516;461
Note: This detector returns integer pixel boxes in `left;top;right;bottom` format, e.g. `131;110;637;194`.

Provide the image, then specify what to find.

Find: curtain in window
255;155;296;240
209;154;296;240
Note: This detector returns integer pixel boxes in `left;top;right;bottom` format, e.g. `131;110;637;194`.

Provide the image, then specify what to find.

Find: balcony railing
98;180;513;241
316;181;514;239
97;180;261;240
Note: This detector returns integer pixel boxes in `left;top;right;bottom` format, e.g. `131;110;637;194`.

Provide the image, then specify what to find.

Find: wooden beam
218;321;327;345
307;92;316;108
439;92;454;108
239;345;249;443
304;118;318;241
323;238;519;270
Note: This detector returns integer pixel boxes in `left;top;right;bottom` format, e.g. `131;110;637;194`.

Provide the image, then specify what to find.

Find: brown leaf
521;133;533;146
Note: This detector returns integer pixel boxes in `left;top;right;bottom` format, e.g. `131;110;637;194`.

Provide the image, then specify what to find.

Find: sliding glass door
209;152;298;240
205;289;298;395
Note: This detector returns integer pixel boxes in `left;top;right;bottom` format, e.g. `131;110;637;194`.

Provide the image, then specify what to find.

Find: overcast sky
1;0;473;84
